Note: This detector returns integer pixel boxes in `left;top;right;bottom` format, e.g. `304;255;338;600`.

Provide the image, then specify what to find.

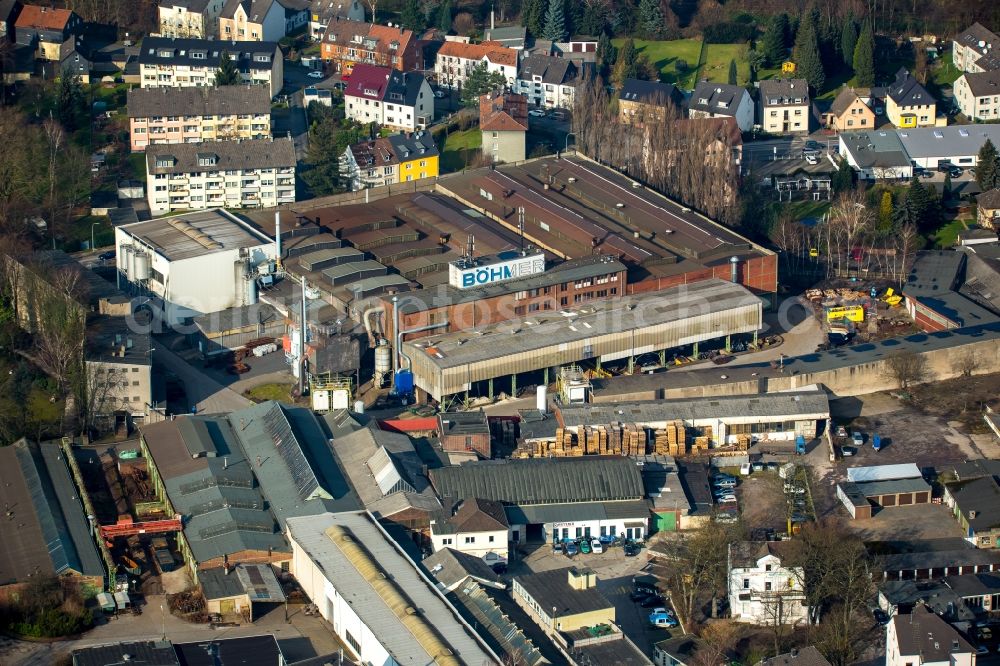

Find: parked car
712;479;737;489
805;153;819;165
852;431;864;446
634;579;657;596
713;473;736;483
631;589;651;601
804;139;822;151
624;541;641;557
873;609;889;625
835;424;848;438
640;595;666;608
740;463;752;476
98;250;115;261
785;485;806;495
591;539;604;554
950;167;964;178
433;89;447;98
649;610;679;627
716;494;738;504
841;446;857;457
565;542;578;556
553;541;563;554
752;462;764;472
715;511;739;524
598;534;616;545
528;108;547;117
550;110;566;120
307;70;324;79
579;539;592;554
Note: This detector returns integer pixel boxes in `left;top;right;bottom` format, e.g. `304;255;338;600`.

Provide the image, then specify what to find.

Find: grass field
613;38;703;87
439;128;481;172
245;383;295;404
700;43;751;86
932;217;968;248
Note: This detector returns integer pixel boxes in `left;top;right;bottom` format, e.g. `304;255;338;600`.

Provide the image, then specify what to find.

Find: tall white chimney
275;211;282;268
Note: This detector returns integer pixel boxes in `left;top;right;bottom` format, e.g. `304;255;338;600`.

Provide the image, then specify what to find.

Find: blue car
598;534;616;545
565;542;578;556
649;610;679;627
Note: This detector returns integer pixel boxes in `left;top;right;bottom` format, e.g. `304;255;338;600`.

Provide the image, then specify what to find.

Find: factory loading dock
403;278;762;403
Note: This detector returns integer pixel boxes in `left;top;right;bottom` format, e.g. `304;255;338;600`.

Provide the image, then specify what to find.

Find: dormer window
364;87;378;96
197;153;217;167
698;97;708;104
158;49;173;57
155;156;175;168
191;51;205;59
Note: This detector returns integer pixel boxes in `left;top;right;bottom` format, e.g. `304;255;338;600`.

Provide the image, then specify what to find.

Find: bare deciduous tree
952;350;981;378
884;349;930;389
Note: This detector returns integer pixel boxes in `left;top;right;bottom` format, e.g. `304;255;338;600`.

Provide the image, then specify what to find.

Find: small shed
96;591;116;613
114;591;131;611
837;482;873;520
200;563;285;622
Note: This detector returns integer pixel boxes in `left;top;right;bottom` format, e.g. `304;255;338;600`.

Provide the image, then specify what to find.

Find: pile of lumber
652;420;687;456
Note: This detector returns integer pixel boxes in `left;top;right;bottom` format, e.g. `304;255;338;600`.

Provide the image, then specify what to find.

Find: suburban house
341;131;439;190
886;67;939;128
480;90;528;164
308;0;365;41
343;63;432;131
58;32;133;85
127;86;272;151
954;70;1000;121
0;0;22;40
434;40;518;91
687;81;755;132
145;137;296;214
885;605;976;666
14;4;81;62
157;0;227;39
138;37;283;97
618;78;683;123
512;567;615;633
218;0;309;42
944;474;1000;549
759;79;810;134
825;87;876;132
429;498;510;563
756;647;831;666
728;541;809;625
320;19;421;74
953;22;1000;74
515;53;579;109
838;130;913;180
977;189;1000;230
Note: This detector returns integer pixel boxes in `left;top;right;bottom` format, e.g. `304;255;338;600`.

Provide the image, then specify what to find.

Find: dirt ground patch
738;472;789;532
844;503;967;546
906;373;1000;434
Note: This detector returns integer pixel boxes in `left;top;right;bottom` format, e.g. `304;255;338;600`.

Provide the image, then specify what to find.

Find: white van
740;462;752;476
591;539;603;554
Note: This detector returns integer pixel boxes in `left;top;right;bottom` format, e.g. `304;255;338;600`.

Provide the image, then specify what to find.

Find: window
765;582;772;591
765;564;772;572
743;579;750;589
464;536;475;544
442;538;452;545
489;535;495;542
344;631;361;654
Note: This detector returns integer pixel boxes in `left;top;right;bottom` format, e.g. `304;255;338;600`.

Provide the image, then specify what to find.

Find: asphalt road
153;346;251;415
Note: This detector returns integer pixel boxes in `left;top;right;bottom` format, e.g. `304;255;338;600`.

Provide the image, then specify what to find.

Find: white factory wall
430;527;509;560
290;539;392;666
545;517;646;544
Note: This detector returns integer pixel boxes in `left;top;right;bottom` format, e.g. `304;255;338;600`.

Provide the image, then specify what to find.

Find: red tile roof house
319;18;421;74
343;63;433;131
480;91;527;164
434;40;518;91
14;4;82;62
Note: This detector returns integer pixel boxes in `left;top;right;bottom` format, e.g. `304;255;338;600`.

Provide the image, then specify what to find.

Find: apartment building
953;22;1000;74
728;541;809;625
687;81;755;131
515;53;579;109
886;605;976;666
480;91;527;164
342;131;439;190
954;70;1000;121
14;4;81;61
886;67;938;128
138;37;283;97
157;0;226;39
320;19;420;74
343;63;432;131
759;79;810;134
218;0;309;42
145;137;296;214
618;78;683;123
85;317;155;425
308;0;365;40
127;86;272;151
434;40;518;91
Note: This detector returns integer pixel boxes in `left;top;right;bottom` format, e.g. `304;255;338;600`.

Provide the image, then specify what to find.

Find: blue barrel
394;369;414;394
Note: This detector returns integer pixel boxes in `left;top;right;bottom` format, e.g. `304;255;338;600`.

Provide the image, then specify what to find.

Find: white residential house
728;542;809;626
687;81;755;132
759;79;810;134
157;0;227;39
434;41;518;91
953;23;1000;74
343;64;432;131
954;71;1000;121
515;53;578;109
886;605;977;666
145;138;296;215
429;498;510;565
138;37;284;98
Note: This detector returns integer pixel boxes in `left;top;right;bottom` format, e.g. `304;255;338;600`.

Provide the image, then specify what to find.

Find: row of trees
572;77;741;225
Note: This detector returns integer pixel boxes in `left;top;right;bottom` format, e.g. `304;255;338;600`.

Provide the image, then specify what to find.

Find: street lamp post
564;132;575;154
91;222;100;252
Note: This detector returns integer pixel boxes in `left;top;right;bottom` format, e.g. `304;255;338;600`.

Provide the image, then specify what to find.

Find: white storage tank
245;276;258;306
133;252;150;280
121;245;133;278
353;400;365;414
536;385;547;414
374;341;391;382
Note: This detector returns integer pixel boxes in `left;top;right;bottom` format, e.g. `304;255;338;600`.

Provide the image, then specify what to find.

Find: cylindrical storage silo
133;252;150;280
121;245;133;278
536;385;547;414
129;248;139;281
245;277;258;305
374;341;391;383
354;400;365;414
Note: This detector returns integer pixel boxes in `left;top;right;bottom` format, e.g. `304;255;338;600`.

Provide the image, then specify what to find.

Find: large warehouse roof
429;457;644;505
121;209;271;261
557;389;829;426
286;511;499;665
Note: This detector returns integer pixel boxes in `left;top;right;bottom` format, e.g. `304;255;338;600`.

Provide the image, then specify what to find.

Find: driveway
272;89;309;161
153;346;250;415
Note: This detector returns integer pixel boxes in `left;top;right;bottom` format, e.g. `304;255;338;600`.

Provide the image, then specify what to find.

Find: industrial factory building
115;210;275;325
402;278;763;403
429;457;650;544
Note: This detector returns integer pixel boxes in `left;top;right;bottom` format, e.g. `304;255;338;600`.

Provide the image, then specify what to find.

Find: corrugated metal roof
846;463;922;483
121;209;271;261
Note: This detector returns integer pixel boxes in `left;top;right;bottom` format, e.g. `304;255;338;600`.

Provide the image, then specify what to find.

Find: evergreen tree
521;0;543;38
792;11;824;92
215;51;241;86
728;59;738;85
400;0;424;32
611;37;639;87
832;156;856;192
611;1;636;36
596;32;616;77
853;20;875;87
840;15;858;68
878;190;894;234
56;68;84;131
438;0;453;34
542;0;567;42
895;178;937;231
943;171;953;201
579;1;608;36
976;138;1000;191
460;62;508;106
638;0;665;40
761;13;788;68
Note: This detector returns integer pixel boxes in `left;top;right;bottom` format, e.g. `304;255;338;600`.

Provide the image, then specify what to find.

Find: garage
857;479;932;510
841;464;932;517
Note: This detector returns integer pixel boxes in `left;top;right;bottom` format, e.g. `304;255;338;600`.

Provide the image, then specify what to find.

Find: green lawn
439;128;481;172
127;153;147;182
932;218;968;248
770;199;832;224
613;38;703;87
701;43;751;86
245;383;295;404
